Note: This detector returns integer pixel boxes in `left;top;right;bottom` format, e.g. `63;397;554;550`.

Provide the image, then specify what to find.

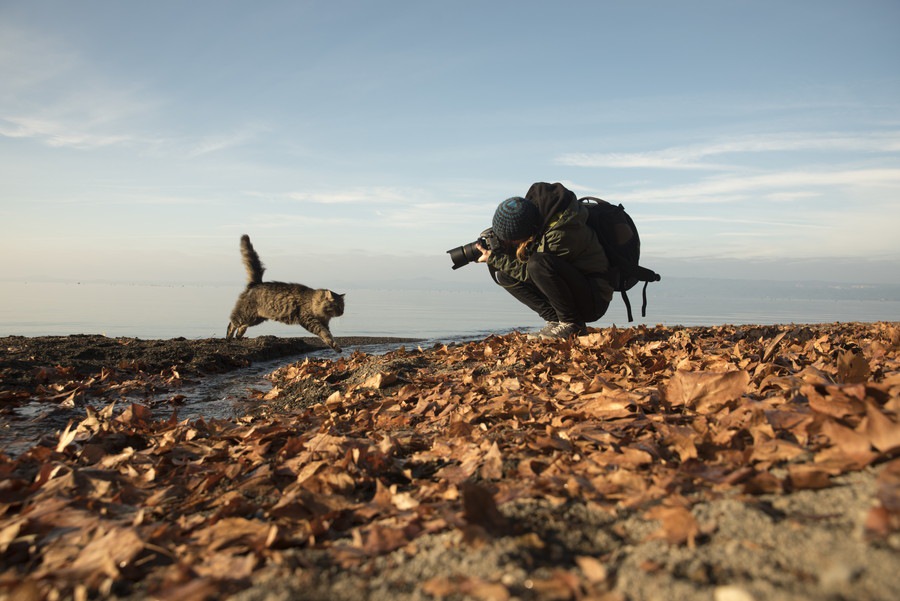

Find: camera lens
447;241;482;269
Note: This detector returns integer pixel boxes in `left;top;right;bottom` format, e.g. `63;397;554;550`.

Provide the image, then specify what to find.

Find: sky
1;0;899;289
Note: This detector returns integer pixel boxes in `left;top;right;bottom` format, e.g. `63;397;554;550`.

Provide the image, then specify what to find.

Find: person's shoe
527;321;559;340
538;321;586;340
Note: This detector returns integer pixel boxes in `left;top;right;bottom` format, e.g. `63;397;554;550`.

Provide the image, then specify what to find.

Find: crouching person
477;182;613;340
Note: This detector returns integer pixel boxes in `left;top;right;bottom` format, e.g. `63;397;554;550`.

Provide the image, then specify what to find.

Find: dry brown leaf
194;551;257;580
480;441;504;480
658;424;698;462
55;420;77;453
837;349;871;384
66;526;145;583
750;438;806;464
821;419;873;456
575;555;609;583
463;578;511;601
353;523;413;555
645;504;700;547
577;393;635;419
362;371;398;389
860;401;900;453
665;370;750;413
761;331;788;363
787;464;833;490
151;578;220;601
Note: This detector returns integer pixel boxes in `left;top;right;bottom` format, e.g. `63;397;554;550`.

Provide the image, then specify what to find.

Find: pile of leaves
1;323;899;600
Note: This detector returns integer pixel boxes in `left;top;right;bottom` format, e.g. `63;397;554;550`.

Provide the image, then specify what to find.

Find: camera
447;228;502;270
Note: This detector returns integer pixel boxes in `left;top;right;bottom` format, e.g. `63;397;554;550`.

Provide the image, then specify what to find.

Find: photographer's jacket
487;182;615;303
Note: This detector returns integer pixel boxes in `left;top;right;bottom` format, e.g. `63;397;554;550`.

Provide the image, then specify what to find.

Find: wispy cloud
590;131;900;260
0;23;156;149
639;215;830;229
0;115;138;148
556;132;900;170
1;22;262;157
617;168;900;204
285;187;419;205
184;124;269;158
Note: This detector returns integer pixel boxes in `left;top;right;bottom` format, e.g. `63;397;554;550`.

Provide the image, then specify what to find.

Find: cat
226;235;345;352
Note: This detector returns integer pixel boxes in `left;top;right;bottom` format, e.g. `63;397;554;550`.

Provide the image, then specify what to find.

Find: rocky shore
1;323;898;600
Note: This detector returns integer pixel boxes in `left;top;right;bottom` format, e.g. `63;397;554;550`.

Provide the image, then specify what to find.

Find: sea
1;277;899;342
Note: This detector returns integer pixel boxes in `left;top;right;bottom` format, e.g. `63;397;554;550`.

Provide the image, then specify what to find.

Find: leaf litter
1;323;899;600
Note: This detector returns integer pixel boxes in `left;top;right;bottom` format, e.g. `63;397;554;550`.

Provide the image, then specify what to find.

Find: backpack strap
621;289;634;322
641;280;650;318
622;268;661;322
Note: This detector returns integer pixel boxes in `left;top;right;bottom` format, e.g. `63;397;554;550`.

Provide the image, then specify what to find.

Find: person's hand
476;242;491;263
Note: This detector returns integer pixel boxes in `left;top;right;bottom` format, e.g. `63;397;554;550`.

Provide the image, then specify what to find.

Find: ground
1;325;899;601
0;334;415;384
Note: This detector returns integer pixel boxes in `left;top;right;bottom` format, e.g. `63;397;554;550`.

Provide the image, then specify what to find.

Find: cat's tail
240;235;265;285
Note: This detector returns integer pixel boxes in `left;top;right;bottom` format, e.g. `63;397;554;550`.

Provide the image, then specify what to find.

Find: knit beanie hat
492;197;540;241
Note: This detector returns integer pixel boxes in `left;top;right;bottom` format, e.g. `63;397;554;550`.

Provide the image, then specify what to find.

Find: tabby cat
226;235;345;352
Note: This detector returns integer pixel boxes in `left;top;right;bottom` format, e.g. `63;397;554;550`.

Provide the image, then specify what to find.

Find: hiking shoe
538;321;586;340
526;321;559;340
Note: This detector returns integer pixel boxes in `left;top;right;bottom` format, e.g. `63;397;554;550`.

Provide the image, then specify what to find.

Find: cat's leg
300;317;342;352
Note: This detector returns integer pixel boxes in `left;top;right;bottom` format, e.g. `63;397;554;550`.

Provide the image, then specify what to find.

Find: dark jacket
487;182;614;302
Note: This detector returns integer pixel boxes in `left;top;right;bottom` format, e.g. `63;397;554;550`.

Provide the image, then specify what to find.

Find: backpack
579;197;661;322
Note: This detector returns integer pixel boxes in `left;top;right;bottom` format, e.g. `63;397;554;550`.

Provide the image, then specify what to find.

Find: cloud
556;131;900;170
0;115;138;148
285;187;412;205
184;124;270;158
282;187;484;221
640;214;829;229
617;168;900;204
0;22;158;150
1;22;263;157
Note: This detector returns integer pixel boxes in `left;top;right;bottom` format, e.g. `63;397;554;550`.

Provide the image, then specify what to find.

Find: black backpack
580;197;661;322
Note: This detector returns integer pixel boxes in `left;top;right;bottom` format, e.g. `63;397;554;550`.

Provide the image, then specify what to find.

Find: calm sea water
1;278;898;341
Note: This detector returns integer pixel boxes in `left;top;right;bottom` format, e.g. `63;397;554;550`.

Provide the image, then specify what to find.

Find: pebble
713;585;755;601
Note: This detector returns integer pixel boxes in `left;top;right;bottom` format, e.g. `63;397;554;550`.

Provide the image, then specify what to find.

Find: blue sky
2;0;899;288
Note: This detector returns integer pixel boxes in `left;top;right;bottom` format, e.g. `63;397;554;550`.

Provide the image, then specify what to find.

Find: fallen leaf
575;555;608;583
645;504;700;547
860;401;900;454
837;349;870;384
665;370;750;413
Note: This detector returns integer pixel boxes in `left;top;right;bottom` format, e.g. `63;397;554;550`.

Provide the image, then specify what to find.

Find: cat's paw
331;344;343;353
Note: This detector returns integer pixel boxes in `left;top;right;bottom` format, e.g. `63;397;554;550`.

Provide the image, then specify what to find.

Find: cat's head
323;290;345;317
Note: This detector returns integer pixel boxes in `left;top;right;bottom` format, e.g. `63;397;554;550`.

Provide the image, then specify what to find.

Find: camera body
447;228;503;270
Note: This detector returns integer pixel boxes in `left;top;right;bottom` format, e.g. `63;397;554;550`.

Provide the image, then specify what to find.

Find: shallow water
0;337;480;457
1;278;899;341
